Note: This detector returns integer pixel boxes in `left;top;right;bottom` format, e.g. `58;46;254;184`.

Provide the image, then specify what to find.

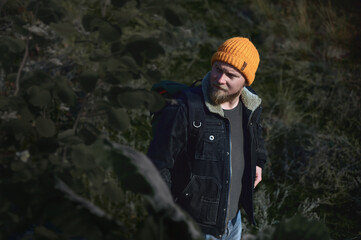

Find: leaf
118;55;139;71
78;72;99;92
82;14;101;32
58;129;83;145
144;91;165;113
107;108;130;131
21;70;54;90
0;36;25;53
89;49;106;61
50;22;77;39
71;144;96;170
10;161;25;172
35;117;56;138
111;0;131;8
20;107;35;122
103;179;124;202
110;41;124;54
27;86;52;107
6;119;33;140
125;37;165;64
271;215;331;240
27;0;66;24
77;123;100;145
55;78;76;106
104;71;133;84
37;138;59;153
52;178;123;239
110;144;203;239
117;90;145;109
34;226;59;239
98;22;122;42
163;6;184;26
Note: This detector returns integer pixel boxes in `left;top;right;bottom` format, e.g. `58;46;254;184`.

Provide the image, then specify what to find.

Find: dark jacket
147;73;267;238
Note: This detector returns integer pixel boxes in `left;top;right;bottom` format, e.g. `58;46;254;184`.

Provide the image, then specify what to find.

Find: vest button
209;135;215;141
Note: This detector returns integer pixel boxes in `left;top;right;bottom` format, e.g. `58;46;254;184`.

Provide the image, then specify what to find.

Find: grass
244;0;361;239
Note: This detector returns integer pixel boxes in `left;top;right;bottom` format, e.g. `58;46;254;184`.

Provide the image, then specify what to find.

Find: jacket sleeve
255;107;268;169
147;100;188;189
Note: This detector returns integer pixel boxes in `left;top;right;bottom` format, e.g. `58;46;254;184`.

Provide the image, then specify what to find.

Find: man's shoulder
182;85;203;102
245;86;258;95
161;84;204;114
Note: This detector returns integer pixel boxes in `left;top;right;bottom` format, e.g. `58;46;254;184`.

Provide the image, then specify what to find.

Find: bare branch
14;37;29;96
72;94;88;132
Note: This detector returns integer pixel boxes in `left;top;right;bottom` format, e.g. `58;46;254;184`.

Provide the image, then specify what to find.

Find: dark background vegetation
0;0;360;239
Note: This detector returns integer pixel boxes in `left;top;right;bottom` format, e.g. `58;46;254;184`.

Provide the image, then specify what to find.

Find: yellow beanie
211;37;260;86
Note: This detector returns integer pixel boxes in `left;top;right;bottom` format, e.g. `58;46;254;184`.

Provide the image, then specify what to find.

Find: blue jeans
204;211;242;240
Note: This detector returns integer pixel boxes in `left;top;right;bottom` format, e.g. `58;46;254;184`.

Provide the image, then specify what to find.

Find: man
147;37;267;240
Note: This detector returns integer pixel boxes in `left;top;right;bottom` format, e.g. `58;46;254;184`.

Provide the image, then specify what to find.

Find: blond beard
208;83;242;105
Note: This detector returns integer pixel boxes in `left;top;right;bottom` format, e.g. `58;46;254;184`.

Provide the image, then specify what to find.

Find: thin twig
14;37;29;96
72;94;88;132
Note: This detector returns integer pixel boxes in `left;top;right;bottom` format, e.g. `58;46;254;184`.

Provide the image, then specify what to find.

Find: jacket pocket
194;120;225;161
177;175;221;225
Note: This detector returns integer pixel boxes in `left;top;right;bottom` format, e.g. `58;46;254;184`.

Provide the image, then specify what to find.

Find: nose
216;73;227;85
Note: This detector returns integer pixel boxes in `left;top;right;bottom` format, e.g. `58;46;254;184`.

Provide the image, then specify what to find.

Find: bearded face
208;61;246;106
208;81;242;105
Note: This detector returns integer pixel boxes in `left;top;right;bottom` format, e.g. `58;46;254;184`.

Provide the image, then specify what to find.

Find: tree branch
72;94;88;132
14;37;29;96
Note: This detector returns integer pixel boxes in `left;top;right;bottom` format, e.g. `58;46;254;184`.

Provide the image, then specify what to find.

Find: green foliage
0;0;205;239
0;0;359;239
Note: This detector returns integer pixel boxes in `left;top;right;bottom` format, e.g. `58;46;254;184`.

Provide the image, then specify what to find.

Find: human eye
226;73;234;79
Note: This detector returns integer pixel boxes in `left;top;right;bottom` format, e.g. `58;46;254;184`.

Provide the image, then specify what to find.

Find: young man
147;37;267;240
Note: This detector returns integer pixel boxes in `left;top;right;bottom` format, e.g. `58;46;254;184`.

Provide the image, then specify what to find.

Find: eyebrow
216;64;241;77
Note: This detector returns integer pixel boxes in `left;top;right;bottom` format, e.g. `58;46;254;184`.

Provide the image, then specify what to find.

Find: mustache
211;84;227;91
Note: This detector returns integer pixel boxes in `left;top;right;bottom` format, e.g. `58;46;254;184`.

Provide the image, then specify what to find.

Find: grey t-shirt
223;101;244;221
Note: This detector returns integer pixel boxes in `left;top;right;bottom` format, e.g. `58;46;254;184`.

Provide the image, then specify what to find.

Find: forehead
213;61;241;75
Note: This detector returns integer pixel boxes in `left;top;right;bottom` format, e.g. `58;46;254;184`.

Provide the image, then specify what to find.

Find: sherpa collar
201;72;262;117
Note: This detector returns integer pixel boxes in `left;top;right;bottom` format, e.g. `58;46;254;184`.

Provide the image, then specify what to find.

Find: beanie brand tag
241;61;247;71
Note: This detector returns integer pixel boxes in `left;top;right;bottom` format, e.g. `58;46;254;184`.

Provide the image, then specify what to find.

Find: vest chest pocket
194;121;225;161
